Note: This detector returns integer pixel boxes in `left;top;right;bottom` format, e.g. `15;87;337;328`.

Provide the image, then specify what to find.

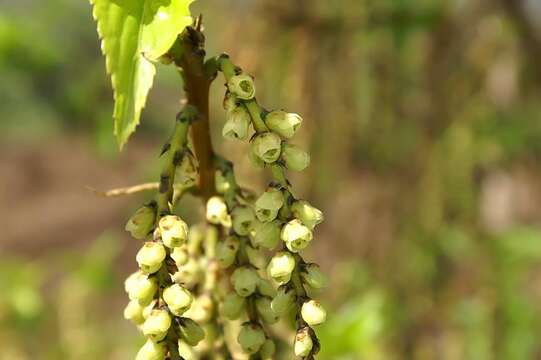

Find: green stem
270;164;288;188
218;55;236;78
244;101;268;133
156;110;193;217
218;56;268;132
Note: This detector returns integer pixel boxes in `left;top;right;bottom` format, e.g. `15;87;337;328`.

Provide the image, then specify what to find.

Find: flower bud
178;340;197;360
265;111;302;139
231;206;256;236
163;284;193;316
245;245;266;269
216;236;240;268
142;300;157;319
251;132;282;164
187;224;205;254
173;258;202;288
158;215;189;248
223;92;238;112
282;143;310;171
222;292;246;320
231;266;259;297
124;271;142;294
178;318;205;346
271;286;296;315
135;338;167;360
255;296;279;324
294;327;313;357
267;252;296;284
251;220;281;249
186;294;213;323
127;273;158;306
227;73;256;100
171;246;189;267
281;219;313;253
248;148;265;168
301;300;326;326
215;170;232;194
238;323;266;354
125;205;155;240
291;200;324;230
123;299;145;325
206;196;229;225
223;106;250;140
142;309;171;341
260;338;276;359
276;274;291;285
257;279;277;298
136;242;166;274
301;263;328;289
221;214;232;228
255;188;284;222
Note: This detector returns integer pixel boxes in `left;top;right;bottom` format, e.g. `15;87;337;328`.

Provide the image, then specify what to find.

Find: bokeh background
2;0;541;359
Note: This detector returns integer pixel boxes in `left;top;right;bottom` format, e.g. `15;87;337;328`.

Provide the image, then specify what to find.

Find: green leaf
90;0;194;149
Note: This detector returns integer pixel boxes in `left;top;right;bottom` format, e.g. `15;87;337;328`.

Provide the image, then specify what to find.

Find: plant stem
157;114;191;216
171;27;217;201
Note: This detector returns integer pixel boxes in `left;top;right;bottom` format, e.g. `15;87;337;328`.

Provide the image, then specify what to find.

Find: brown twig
87;182;195;198
85;183;159;197
169;22;217;201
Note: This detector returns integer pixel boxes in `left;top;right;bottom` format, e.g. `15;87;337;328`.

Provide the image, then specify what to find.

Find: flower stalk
215;54;326;359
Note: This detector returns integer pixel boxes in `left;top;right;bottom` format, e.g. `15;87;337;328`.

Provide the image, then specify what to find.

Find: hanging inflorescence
123;108;208;360
120;51;326;360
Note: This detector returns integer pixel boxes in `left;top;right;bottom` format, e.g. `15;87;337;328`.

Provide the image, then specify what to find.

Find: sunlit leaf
90;0;194;148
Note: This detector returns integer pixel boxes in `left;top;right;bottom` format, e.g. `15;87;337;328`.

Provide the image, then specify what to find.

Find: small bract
178;318;205;346
125;205;155;240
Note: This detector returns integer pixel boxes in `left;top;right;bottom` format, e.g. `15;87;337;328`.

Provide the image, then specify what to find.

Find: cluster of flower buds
221;71;309;172
124;208;206;359
120;56;327;359
122;108;208;360
205;187;278;358
215;55;327;358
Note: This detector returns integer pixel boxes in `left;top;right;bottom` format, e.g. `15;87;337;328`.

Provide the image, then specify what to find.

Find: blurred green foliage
1;0;541;359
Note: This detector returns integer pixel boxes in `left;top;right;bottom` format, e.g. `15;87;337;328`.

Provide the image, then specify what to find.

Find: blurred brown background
1;0;541;359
